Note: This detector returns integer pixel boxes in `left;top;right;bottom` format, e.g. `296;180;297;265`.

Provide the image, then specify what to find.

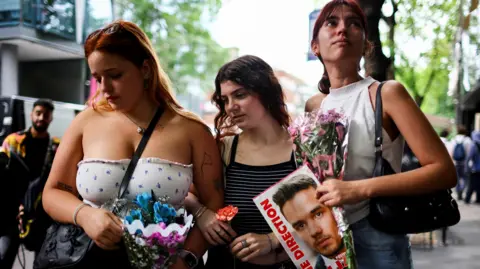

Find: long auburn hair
311;0;372;94
211;55;290;141
84;20;204;125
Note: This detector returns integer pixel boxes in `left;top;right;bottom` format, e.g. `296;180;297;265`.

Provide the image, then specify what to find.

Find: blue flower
125;215;134;224
153;202;177;224
130;209;143;223
135;192;152;211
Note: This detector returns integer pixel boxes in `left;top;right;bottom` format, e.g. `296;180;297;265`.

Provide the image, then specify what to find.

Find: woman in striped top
186;55;296;269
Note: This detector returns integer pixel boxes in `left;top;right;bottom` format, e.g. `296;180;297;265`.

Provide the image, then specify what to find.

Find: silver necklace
123;110;156;134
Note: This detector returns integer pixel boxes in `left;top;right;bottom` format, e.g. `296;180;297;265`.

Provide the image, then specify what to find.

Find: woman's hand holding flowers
76;206;123;250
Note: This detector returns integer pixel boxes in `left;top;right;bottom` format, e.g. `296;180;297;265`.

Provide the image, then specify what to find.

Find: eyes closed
220;89;249;105
93;71;123;84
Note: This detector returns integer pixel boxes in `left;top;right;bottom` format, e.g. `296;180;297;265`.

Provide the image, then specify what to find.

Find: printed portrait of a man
272;175;346;268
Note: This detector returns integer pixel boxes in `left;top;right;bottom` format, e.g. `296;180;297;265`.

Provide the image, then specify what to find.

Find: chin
235;122;255;131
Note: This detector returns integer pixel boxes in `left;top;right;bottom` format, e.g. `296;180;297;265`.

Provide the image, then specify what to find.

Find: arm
42;109;123;250
305;93;326;113
359;81;456;198
184;185;202;214
42;111;85;223
178;121;224;266
466;143;476;173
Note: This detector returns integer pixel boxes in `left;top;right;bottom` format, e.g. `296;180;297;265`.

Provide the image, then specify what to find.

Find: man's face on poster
281;186;343;258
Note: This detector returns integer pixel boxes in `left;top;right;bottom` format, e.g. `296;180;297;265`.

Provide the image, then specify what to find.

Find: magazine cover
254;165;348;269
253;109;355;269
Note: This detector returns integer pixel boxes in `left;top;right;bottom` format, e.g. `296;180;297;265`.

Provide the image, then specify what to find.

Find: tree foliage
116;0;230;93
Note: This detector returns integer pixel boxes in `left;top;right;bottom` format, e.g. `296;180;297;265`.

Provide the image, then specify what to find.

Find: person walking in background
0;99;59;269
439;128;451;246
440;129;450;147
449;125;471;200
465;131;480;204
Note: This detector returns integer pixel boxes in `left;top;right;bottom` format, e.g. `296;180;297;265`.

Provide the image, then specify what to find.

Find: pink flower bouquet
288;109;356;269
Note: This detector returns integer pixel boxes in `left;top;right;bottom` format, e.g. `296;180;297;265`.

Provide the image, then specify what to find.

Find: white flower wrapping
123;213;194;238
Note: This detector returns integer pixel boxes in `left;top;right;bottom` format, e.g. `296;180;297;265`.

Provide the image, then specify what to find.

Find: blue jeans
315;218;413;269
455;164;466;197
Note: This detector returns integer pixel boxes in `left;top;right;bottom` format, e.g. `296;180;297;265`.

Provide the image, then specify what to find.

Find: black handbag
33;107;164;269
367;82;461;234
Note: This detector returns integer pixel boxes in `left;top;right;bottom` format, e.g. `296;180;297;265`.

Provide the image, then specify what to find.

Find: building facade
0;0;113;104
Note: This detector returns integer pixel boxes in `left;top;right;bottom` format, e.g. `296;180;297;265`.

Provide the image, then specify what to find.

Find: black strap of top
229;135;239;165
117;107;164;198
374;82;386;161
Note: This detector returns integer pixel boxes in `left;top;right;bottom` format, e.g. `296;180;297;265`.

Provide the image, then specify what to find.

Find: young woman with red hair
41;21;222;269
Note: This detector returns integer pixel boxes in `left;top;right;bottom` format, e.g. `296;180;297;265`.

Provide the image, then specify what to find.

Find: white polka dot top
76;158;193;208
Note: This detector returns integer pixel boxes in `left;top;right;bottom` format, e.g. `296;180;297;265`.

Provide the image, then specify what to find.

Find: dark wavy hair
311;0;373;94
211;55;290;140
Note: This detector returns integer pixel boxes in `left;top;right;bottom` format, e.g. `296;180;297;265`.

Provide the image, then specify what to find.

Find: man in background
0;99;60;268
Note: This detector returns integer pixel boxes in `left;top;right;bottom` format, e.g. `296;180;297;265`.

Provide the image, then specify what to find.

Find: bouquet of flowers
288;109;356;269
122;191;194;269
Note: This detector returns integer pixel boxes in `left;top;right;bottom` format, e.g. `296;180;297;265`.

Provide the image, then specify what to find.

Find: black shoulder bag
33;107;164;269
368;82;460;234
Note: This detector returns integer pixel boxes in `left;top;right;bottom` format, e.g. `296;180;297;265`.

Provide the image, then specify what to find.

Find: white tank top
320;77;404;224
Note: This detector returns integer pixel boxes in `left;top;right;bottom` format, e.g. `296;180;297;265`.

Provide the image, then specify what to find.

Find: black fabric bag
18;138;55;252
33;107;164;269
367;82;461;234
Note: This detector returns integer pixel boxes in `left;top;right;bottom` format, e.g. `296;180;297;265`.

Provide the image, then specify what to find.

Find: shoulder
3;131;26;145
376;80;411;102
176;114;214;142
69;107;99;131
305;93;328;112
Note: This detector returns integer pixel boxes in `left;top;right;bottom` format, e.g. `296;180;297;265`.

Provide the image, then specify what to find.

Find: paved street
13;195;480;269
412;197;480;269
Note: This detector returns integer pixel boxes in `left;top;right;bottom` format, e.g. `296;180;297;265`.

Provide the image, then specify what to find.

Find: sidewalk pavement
411;196;480;269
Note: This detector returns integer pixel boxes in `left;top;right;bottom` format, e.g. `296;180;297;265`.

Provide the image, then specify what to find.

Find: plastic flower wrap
122;191;194;269
288;109;357;269
215;205;238;222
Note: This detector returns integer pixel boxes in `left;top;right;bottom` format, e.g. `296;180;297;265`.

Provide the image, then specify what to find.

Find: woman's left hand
316;179;366;207
230;233;275;262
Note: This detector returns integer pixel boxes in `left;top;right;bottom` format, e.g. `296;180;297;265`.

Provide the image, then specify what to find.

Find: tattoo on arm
57;182;74;194
200;152;213;175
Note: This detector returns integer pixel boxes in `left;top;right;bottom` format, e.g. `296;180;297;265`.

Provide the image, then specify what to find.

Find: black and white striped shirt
224;135;297;236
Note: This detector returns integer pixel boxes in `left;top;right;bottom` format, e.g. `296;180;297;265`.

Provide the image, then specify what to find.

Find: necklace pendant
137;126;145;134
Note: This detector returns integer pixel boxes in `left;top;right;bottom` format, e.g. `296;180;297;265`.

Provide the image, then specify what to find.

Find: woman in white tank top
305;1;456;269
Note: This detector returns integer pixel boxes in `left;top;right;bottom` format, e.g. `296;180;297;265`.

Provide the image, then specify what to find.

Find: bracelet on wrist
266;234;273;252
73;203;90;226
194;206;207;219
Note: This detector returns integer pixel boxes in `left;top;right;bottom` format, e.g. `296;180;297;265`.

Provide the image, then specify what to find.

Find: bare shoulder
305;93;327;112
377;80;410;102
175;114;214;142
68;107;103;133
